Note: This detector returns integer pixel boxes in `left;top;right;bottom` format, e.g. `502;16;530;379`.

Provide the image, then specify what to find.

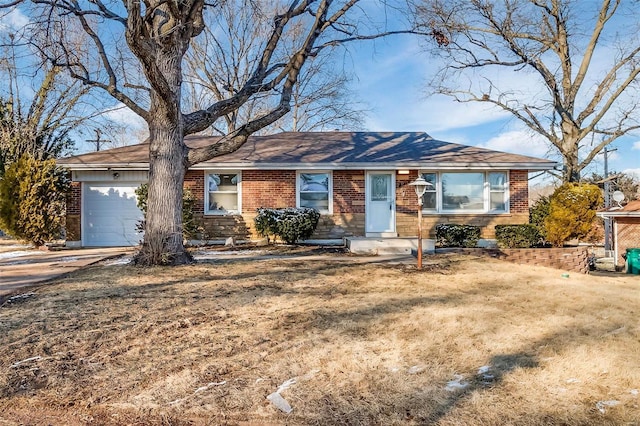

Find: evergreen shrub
495;224;542;248
0;154;70;246
435;224;480;247
544;183;603;247
254;207;320;244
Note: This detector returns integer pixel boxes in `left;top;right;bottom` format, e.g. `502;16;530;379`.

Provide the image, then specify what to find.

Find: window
298;172;331;213
420;171;508;214
489;172;507;211
421;172;437;210
206;171;240;214
442;172;485;211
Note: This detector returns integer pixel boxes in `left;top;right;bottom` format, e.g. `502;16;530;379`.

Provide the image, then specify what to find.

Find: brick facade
65;181;82;241
66;168;532;244
242;170;367;239
615;218;640;266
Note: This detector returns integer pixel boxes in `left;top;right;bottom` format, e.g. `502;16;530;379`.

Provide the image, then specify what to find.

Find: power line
85;129;111;151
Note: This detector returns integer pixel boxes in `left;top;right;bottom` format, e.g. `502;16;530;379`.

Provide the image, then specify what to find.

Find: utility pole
601;146;617;252
86;129;110;151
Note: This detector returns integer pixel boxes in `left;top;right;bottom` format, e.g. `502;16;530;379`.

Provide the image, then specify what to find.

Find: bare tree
413;0;640;182
2;0;410;265
0;31;101;173
184;1;366;135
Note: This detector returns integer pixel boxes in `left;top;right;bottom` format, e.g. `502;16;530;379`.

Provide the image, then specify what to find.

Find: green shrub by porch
435;224;480;248
495;224;542;248
255;207;320;244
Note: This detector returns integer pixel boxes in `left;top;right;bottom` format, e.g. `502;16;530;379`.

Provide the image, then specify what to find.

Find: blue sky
347;32;640;184
1;2;638;183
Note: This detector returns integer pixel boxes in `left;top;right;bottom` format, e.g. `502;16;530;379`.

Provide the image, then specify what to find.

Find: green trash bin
626;248;640;275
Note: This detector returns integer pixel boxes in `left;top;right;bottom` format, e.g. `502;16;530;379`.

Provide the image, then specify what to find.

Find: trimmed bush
544;183;603;247
254;207;320;244
0;154;70;246
495;224;542;248
135;184;200;240
435;224;480;248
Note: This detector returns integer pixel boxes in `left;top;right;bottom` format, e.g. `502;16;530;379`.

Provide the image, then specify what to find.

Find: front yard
0;253;638;425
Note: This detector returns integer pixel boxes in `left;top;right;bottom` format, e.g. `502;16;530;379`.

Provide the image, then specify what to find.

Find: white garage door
83;182;144;247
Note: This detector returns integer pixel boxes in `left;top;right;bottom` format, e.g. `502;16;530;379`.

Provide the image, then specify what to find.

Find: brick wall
240;170;365;239
184;170;205;212
242;170;296;210
509;170;529;214
333;170;365;214
65;182;82;241
195;214;250;240
615;218;640;266
439;246;590;274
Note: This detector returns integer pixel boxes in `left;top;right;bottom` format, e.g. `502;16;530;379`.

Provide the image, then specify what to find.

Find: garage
82;182;144;247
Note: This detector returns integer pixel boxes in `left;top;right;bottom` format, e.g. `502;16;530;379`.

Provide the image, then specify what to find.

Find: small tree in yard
544;183;603;247
0;154;70;246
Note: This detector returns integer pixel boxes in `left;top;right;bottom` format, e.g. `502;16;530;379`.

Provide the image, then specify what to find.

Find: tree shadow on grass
309;320;628;425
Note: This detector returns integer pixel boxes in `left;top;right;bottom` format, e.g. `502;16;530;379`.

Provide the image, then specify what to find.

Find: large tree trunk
134;49;192;266
563;154;581;183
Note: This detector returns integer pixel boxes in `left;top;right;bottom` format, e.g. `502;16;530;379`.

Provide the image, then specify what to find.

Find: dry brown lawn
0;252;638;425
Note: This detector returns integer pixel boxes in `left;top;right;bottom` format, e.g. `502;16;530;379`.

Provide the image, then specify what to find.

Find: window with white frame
421;172;437;210
298;172;331;213
420;171;508;213
488;172;508;211
206;171;240;214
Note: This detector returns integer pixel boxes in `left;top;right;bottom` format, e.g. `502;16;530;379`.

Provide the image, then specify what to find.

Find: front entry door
366;172;396;235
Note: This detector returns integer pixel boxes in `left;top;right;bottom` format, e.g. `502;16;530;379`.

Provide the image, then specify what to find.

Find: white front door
366;172;396;235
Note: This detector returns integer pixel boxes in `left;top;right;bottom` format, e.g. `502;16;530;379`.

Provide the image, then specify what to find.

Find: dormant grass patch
0;253;638;425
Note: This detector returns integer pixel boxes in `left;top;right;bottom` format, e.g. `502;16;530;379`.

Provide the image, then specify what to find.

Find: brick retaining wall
438;246;590;274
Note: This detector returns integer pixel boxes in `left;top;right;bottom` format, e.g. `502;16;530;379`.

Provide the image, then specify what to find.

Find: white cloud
366;94;510;133
0;8;29;32
633;141;640;150
623;168;640;180
477;129;550;158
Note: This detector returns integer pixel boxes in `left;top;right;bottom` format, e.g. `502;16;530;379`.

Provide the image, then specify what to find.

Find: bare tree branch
414;0;640;182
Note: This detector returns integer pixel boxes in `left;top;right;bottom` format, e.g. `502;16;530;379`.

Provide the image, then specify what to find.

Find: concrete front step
346;237;436;255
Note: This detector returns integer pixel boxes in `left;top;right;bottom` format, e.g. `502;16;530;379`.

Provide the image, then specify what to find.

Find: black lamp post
409;176;429;269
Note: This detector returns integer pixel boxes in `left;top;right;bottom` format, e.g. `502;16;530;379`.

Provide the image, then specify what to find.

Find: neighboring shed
598;200;640;268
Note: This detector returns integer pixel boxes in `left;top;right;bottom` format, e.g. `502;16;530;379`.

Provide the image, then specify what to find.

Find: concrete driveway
0;245;133;298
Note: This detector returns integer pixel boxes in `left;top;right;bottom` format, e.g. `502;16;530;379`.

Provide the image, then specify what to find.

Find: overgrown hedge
254;207;320;244
495;224;542;248
435;224;480;248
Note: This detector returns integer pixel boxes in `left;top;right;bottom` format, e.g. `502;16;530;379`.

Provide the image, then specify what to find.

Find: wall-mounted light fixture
113;172;120;180
397;170;410;175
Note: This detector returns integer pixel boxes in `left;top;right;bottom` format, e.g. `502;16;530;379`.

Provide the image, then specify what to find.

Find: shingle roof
58;131;558;170
598;199;640;217
621;200;640;212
